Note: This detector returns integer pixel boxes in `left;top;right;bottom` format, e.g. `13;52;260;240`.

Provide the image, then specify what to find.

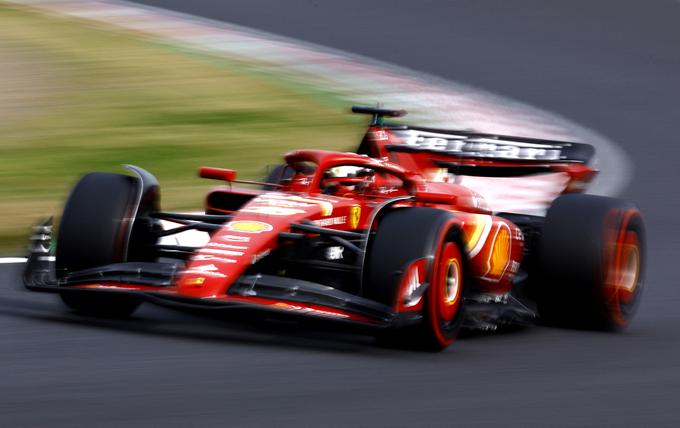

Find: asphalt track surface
2;1;680;426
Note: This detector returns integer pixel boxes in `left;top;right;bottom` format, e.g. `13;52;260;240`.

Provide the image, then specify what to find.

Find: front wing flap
23;245;396;328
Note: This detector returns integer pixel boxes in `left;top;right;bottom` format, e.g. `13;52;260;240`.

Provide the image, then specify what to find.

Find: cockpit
279;150;411;198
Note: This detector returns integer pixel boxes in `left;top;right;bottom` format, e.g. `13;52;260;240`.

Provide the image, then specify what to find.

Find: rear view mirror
199;167;237;182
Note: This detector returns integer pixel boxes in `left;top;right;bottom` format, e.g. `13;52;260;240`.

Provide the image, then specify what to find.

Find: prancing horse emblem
349;205;361;229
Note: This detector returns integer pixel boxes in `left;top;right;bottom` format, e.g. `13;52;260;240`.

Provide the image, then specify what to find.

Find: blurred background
0;2;365;254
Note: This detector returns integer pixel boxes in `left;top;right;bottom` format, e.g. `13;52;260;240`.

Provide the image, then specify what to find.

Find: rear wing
352;107;597;204
382;126;598;213
385;125;595;165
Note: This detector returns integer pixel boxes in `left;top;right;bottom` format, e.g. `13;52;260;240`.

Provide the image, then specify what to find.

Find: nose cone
175;192;330;298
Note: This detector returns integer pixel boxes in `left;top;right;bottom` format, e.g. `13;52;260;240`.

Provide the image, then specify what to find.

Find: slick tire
56;172;144;317
366;207;466;351
536;194;645;330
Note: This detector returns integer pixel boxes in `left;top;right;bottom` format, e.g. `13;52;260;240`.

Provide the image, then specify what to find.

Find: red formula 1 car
23;106;645;350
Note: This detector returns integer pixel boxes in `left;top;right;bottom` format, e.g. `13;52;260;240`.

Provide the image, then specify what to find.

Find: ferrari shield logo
349;205;361;229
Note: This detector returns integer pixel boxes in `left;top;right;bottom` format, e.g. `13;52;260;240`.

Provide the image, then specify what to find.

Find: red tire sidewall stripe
428;219;463;346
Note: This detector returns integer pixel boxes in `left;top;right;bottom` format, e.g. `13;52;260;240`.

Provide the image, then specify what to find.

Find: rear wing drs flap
352;106;596;181
385;126;595;164
382;126;596;179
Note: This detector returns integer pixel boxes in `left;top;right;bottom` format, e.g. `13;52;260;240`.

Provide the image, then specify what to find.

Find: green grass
0;5;365;255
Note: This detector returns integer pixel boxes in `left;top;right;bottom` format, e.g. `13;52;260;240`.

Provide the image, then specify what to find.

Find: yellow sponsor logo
184;277;205;286
488;226;511;278
349;205;361;229
226;220;273;234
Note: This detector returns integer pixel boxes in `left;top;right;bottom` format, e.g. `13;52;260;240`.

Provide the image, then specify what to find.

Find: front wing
23;250;399;329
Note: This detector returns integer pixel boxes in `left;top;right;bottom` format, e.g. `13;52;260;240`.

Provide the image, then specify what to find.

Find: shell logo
488;225;511;278
226;220;273;234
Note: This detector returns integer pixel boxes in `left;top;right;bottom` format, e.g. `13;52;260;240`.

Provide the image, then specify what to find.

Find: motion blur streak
7;0;630;198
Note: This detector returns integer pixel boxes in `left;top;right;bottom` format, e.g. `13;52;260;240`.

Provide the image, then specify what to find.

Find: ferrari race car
23;106;645;350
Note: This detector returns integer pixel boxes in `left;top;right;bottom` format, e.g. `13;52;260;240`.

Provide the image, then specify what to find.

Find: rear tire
536;194;645;330
365;207;466;351
57;172;146;317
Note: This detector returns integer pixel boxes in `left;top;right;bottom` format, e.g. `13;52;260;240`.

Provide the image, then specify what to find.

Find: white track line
0;257;28;264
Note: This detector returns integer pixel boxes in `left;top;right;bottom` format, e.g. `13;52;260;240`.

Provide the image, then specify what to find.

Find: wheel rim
433;241;463;334
617;241;640;294
444;258;461;307
604;212;643;326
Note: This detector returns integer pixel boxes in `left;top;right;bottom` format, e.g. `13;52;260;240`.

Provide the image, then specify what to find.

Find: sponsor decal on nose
240;206;306;216
221;235;251;243
312;216;346;227
226;221;274;234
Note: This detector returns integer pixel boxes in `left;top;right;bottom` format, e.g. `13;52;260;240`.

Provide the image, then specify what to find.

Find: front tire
57;172;147;317
365;207;466;351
